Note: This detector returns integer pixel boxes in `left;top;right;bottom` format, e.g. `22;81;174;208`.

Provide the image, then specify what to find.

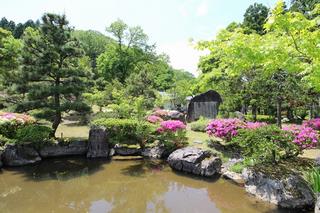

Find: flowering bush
303;118;320;131
206;119;246;141
157;120;186;132
282;124;318;149
0;112;35;138
246;122;267;129
146;115;163;124
206;119;271;141
157;120;187;150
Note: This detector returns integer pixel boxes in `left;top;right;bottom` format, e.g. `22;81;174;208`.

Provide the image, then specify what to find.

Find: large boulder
114;145;141;156
167;110;185;122
2;144;41;166
87;127;109;158
39;141;87;158
167;147;221;177
242;168;315;209
141;145;166;159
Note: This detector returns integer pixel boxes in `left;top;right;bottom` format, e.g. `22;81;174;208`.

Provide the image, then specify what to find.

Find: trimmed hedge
92;118;156;146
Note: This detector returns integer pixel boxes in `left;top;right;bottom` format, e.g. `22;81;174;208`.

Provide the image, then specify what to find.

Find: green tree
290;0;320;17
18;13;90;137
72;30;112;70
97;19;154;83
243;3;269;34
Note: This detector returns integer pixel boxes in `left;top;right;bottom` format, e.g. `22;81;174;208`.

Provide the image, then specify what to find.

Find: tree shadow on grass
3;156;110;182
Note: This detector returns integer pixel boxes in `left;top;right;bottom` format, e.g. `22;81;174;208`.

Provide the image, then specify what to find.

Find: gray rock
242;168;315;209
141;145;166;159
39;141;87;158
167;147;221;177
168;110;185;122
109;148;115;156
87;127;109;158
316;194;320;213
221;158;244;185
114;145;141;156
2;144;41;166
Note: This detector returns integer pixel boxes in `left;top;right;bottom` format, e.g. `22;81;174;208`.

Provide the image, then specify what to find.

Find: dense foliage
231;125;300;164
92;118;155;148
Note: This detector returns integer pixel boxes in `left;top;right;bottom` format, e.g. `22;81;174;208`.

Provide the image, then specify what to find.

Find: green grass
55;124;89;139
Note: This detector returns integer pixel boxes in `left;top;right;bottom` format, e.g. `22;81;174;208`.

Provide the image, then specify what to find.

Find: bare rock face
39;141;87;158
2;144;41;166
87;127;109;158
167;147;221;177
141;144;166;159
242;168;315;209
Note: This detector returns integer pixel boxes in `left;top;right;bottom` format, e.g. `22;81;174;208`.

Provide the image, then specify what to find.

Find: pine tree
19;13;90;137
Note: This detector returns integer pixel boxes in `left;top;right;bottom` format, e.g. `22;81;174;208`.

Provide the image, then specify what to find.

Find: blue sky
1;0;284;75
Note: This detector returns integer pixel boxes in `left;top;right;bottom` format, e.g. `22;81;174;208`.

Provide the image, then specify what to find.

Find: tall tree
243;3;269;35
97;19;154;83
290;0;320;17
18;13;90;137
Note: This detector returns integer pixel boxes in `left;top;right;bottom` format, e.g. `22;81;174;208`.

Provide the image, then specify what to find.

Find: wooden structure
186;90;222;122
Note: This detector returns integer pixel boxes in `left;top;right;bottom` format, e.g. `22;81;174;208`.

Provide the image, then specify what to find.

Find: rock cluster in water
167;147;222;177
242;168;315;209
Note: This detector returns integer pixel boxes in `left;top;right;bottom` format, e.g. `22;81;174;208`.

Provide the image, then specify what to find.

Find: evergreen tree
243;3;269;35
19;13;90;137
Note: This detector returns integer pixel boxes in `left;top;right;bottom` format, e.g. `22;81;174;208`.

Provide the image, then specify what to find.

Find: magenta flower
282;124;318;149
159;120;186;132
206;119;246;141
246;122;267;129
303;118;320;131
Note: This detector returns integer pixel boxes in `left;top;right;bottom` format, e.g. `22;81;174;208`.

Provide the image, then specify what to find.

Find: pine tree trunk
276;98;282;128
50;77;61;138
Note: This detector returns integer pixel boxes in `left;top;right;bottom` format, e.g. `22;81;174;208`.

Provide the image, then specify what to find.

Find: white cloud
196;0;209;17
157;40;207;76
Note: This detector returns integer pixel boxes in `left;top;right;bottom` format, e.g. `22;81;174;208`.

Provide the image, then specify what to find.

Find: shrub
157;120;187;150
206;119;246;141
230;125;300;164
16;125;52;146
245;114;276;123
282;124;318;149
0;134;14;146
303;118;320;131
0;112;35;138
190;117;210;132
92;118;156;147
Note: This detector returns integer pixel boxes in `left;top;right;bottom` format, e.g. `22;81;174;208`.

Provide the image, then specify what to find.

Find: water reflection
0;158;293;213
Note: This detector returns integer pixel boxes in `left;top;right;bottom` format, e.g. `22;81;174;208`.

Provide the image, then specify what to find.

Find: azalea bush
146;115;163;124
231;125;300;164
303;118;320;131
206;119;270;141
282;124;318;149
157;120;187;150
206;119;245;141
0;112;36;138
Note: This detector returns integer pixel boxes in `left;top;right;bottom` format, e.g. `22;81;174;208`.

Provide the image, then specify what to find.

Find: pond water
0;157;291;213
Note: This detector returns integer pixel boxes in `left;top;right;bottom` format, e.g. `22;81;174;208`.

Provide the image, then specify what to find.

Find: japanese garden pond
0;157;295;213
